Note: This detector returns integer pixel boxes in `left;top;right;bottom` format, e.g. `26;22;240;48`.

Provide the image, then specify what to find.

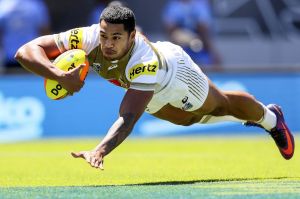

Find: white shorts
145;42;209;114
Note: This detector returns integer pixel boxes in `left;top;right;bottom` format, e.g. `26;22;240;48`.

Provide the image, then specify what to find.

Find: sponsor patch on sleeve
53;34;66;52
128;61;158;81
68;28;83;49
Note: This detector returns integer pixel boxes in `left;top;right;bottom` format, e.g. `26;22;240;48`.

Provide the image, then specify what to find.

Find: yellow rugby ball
44;49;89;100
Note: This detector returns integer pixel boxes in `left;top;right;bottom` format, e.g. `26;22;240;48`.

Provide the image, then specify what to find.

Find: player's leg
194;79;268;124
174;44;294;159
195;80;294;159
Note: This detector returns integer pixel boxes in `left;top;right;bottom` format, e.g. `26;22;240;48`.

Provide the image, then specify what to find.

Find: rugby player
15;5;295;169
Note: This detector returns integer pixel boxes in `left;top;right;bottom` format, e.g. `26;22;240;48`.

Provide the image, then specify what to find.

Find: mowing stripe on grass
1;179;300;199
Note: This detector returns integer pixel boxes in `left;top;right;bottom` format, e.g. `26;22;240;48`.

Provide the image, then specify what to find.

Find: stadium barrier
0;73;299;142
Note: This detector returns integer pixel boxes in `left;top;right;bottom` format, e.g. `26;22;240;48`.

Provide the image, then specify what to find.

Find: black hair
100;6;136;33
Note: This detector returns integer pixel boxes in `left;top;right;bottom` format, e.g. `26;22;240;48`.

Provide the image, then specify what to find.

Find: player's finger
70;64;86;74
94;160;100;168
91;157;97;167
71;152;85;159
99;160;104;170
78;81;84;89
86;155;92;163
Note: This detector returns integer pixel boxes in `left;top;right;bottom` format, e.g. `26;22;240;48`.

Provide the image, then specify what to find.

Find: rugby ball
44;49;89;100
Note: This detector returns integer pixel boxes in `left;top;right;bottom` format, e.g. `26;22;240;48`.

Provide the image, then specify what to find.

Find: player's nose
104;39;114;48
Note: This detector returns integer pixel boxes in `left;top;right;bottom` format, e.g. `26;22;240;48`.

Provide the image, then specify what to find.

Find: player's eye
113;36;121;40
100;34;107;39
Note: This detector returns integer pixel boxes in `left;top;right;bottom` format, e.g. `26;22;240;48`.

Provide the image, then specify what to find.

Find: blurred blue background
0;0;300;142
1;73;299;142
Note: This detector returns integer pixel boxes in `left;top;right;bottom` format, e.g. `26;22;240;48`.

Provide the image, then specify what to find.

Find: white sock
199;115;245;124
257;104;277;131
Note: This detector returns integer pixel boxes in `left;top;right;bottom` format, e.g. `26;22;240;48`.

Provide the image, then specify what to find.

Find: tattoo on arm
98;113;136;156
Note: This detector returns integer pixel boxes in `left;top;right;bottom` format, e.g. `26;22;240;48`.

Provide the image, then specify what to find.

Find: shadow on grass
121;176;293;186
3;177;298;189
71;176;295;187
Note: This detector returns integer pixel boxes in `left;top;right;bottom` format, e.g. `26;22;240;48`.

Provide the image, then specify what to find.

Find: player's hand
57;64;86;94
71;150;104;170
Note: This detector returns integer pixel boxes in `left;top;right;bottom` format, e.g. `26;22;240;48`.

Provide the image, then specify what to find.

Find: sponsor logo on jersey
181;96;193;111
54;34;66;51
128;61;158;80
92;63;102;73
108;60;119;71
108;64;118;71
69;28;83;49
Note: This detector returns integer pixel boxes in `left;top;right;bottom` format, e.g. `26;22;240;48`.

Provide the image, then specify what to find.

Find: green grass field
0;135;299;198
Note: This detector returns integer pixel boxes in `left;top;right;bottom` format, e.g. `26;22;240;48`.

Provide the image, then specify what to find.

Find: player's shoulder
131;32;158;59
67;24;100;49
54;24;100;54
125;33;159;82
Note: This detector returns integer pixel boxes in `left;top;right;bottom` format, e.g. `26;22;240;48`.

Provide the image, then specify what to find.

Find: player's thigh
192;79;228;116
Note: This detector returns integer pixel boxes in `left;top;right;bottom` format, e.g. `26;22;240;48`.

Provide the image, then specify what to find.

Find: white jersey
54;24;168;92
54;24;209;114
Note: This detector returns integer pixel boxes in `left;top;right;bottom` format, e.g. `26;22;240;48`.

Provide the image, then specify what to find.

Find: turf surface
0;136;299;198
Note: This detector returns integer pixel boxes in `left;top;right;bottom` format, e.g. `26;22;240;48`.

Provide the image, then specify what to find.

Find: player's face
99;20;135;61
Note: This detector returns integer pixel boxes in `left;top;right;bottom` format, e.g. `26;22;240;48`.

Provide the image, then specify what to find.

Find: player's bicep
119;89;154;123
30;35;61;59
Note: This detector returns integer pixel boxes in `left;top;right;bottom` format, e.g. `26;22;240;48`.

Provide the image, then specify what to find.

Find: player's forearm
94;113;135;156
15;43;63;80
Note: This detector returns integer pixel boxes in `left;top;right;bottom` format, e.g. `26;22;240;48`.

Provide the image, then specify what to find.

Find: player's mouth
103;49;116;56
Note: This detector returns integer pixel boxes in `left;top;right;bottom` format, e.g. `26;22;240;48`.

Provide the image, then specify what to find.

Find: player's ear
129;29;136;41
